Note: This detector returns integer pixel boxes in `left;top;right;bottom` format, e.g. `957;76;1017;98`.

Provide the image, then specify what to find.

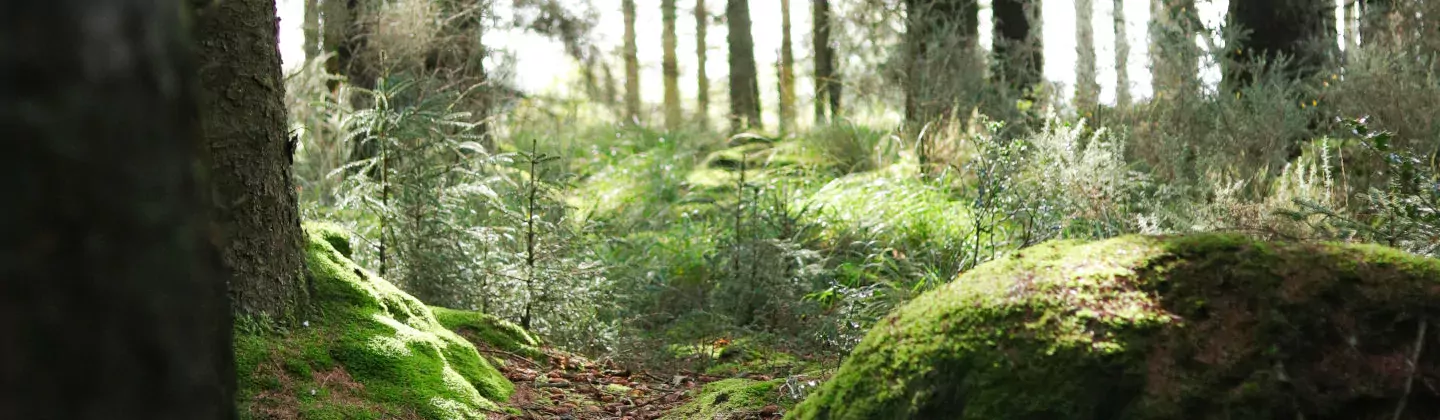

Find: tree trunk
1224;0;1333;88
728;0;764;132
0;0;235;418
1114;0;1131;107
992;0;1043;97
697;0;711;130
904;0;981;124
778;0;798;132
1360;0;1395;47
1149;0;1201;100
304;0;322;61
196;0;310;323
1075;0;1100;111
813;0;841;123
623;0;642;124
663;0;683;130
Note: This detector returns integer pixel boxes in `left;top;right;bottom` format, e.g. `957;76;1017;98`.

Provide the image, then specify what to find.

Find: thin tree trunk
1;0;235;417
813;0;840;123
1076;0;1100;111
1114;0;1131;107
623;0;642;124
728;0;763;132
196;0;310;322
779;0;798;132
663;0;683;130
992;0;1042;96
697;0;712;129
1149;0;1201;100
304;0;322;61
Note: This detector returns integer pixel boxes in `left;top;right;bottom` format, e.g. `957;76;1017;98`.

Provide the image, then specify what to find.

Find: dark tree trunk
623;0;642;124
196;0;310;323
663;0;683;130
904;0;980;124
813;0;841;123
728;0;763;132
0;0;235;418
697;0;711;129
1075;0;1099;110
992;0;1043;97
1225;0;1334;88
1150;0;1202;100
1114;0;1131;107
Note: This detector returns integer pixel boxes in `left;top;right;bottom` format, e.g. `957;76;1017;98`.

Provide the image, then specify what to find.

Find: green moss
306;221;354;258
236;223;513;420
789;234;1440;420
431;307;545;360
662;378;791;420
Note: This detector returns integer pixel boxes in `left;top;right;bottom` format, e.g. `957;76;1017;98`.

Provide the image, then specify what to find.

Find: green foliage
791;235;1440;419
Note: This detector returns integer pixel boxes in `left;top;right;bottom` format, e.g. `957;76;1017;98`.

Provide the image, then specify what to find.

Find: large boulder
790;235;1440;419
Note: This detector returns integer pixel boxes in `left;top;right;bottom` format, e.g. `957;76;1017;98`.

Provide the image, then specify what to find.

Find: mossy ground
431;306;545;361
236;223;512;419
790;234;1440;419
661;378;790;420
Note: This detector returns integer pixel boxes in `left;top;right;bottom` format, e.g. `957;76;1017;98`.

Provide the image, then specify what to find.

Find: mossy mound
790;235;1440;420
663;378;790;420
237;223;512;419
431;307;544;360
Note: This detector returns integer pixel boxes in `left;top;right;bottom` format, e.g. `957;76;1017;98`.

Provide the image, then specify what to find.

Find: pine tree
778;0;798;132
728;0;763;131
1075;0;1100;111
1149;0;1201;100
1114;0;1132;107
1225;0;1333;87
812;0;841;123
663;0;683;130
624;0;642;124
904;0;981;123
697;0;712;129
992;0;1043;96
196;0;310;322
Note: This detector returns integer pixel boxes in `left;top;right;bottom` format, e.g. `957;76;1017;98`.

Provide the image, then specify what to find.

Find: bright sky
274;0;1268;123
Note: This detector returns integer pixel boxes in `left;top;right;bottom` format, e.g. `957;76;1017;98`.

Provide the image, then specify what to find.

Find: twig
1393;318;1428;420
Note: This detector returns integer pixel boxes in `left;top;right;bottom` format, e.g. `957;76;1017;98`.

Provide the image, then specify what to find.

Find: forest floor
461;336;821;419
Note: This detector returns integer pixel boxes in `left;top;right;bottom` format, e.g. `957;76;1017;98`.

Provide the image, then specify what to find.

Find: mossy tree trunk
623;0;642;124
696;0;712;130
304;0;322;61
1149;0;1202;100
0;0;235;417
196;0;310;323
1224;0;1334;88
904;0;981;125
663;0;683;130
812;0;841;123
778;0;798;132
727;0;763;132
992;0;1043;97
1075;0;1100;111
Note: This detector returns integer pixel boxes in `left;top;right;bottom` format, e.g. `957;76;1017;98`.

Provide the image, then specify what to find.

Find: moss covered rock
237;223;512;419
663;378;790;420
790;235;1440;420
431;306;544;360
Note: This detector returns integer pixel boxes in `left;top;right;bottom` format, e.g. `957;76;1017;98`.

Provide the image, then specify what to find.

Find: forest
8;0;1440;418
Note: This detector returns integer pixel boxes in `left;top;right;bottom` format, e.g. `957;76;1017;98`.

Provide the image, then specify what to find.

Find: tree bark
663;0;683;130
0;0;235;418
1114;0;1131;107
1149;0;1201;100
728;0;763;132
905;0;981;124
778;0;798;132
1224;0;1333;88
813;0;841;123
196;0;310;323
992;0;1043;97
623;0;642;124
1075;0;1100;111
697;0;711;130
